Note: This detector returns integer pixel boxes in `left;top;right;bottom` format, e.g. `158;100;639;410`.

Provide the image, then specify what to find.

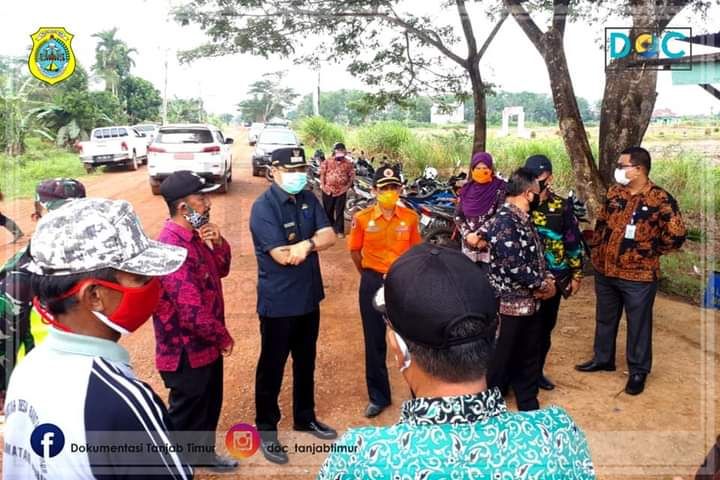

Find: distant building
652;108;681;125
431;103;464;125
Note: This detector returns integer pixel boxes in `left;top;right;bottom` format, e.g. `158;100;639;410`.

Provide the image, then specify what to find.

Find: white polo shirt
3;328;192;479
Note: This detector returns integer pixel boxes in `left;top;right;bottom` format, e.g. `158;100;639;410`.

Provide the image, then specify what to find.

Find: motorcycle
344;175;375;222
419;204;461;249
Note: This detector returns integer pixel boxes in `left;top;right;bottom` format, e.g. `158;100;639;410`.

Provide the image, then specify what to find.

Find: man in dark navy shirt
249;147;338;465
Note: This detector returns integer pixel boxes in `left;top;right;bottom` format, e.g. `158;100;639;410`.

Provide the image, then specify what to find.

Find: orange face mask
472;168;492;184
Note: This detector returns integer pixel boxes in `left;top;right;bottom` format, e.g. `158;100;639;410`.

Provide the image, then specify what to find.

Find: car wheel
217;174;229;193
264;167;274;182
228;165;233;183
128;152;139;171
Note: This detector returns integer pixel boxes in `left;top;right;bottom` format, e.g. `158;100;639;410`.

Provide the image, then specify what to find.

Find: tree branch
478;9;509;61
552;0;569;37
503;0;547;55
455;0;478;61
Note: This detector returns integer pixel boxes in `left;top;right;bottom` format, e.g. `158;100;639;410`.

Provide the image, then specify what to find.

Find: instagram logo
225;423;260;459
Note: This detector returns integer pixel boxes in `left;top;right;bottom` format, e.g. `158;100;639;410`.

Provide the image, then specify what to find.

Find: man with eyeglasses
576;146;686;395
481;167;556;411
249;147;338;465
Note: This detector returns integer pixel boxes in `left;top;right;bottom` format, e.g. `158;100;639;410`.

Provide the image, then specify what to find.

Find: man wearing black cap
250;147;338;465
524;155;585;391
319;142;354;238
318;244;595;479
347;164;421;418
154;170;238;472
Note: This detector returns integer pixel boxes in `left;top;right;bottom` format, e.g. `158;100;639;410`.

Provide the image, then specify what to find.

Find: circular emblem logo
30;423;65;458
35;36;70;79
383;168;394;178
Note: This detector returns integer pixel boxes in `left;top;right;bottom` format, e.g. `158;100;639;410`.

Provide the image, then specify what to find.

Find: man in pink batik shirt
153;170;238;473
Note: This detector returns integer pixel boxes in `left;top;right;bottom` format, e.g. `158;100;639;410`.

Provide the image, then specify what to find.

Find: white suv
147;124;234;195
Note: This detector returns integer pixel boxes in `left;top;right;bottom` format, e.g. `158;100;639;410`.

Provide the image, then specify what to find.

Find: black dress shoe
364;403;387;418
538;375;556;391
575;359;616;372
260;438;289;465
293;420;338;440
204;453;239;472
625;373;647;395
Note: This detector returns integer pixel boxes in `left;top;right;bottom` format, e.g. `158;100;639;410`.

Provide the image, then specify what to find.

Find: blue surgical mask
280;172;307;194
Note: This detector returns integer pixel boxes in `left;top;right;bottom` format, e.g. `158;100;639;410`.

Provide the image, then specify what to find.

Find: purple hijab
459;152;504;217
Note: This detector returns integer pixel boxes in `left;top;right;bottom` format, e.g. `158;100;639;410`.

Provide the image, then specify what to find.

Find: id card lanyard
624;200;640;240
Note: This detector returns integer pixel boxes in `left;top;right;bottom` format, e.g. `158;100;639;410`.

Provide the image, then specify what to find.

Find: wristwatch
307;238;316;252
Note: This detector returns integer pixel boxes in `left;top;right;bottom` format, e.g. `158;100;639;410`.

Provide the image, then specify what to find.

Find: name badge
624;224;636;240
284;222;296;228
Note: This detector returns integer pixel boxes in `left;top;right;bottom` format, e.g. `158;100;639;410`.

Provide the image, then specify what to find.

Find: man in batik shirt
318;244;595;479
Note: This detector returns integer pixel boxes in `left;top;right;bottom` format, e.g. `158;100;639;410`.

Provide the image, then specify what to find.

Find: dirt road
1;130;718;479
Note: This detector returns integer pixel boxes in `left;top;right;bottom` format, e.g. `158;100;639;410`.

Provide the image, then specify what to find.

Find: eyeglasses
615;163;637;169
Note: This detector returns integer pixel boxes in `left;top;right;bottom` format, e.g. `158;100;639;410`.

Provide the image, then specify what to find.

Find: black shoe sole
538;383;555;391
575;364;616;372
292;427;338;440
261;450;289;465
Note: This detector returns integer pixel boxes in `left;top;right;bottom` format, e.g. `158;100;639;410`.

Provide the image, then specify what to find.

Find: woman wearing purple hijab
454;152;506;266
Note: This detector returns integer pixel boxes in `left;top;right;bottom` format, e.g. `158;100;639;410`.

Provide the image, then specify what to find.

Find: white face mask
394;332;412;372
92;311;130;335
614;168;631;186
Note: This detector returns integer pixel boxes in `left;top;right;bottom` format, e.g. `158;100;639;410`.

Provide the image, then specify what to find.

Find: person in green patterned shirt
525;155;585;392
318;243;595;480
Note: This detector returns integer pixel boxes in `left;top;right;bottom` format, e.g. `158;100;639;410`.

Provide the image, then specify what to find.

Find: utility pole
313;65;320;116
162;49;168;125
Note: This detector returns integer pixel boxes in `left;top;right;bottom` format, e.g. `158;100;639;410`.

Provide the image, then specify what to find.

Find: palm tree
92;28;137;98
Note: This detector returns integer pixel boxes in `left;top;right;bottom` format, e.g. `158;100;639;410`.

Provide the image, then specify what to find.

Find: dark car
251;128;302;177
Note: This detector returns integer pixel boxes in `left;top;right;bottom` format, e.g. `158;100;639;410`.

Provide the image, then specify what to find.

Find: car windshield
258;130;296;145
156;129;214;144
135;125;156;132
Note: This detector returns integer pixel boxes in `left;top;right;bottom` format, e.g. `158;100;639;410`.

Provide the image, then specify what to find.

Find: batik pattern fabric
320;158;355;197
531;191;584;281
455;185;506;263
590;183;686;282
482;203;547;316
317;388;596;480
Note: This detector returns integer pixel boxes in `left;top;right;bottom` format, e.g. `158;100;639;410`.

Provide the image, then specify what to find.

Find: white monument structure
431;103;464;125
499;106;530;138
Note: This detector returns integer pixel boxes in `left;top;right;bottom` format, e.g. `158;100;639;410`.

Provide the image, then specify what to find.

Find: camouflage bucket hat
28;198;187;277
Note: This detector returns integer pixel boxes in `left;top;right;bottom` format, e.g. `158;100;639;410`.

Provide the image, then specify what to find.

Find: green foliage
237;71;298;122
119;76;162;124
167;97;205;123
354;122;412;160
92;28;137;97
297;116;344;150
465;91;597;125
659;248;708;304
0;138;88;200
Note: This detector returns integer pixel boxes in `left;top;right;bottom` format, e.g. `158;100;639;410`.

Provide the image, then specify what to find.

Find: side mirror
249;140;257;146
225;138;234;144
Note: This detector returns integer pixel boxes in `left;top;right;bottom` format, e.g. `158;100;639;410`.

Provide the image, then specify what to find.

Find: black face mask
528;192;541;210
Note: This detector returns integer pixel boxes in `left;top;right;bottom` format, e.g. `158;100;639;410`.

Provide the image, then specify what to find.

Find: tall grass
296;116;345;152
0;138;88;200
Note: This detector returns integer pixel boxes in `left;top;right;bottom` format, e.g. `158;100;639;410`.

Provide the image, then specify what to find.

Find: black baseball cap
160;171;220;203
333;142;346;151
384;243;498;349
524;155;553;176
271;147;307;168
373;164;402;187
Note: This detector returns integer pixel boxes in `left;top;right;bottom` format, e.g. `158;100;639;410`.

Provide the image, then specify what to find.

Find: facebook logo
30;423;65;458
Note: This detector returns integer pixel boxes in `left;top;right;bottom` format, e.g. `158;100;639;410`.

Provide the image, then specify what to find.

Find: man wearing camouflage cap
0;178;86;407
2;198;192;479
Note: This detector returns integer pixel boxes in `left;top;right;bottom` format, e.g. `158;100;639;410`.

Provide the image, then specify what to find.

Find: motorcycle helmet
423;166;439;181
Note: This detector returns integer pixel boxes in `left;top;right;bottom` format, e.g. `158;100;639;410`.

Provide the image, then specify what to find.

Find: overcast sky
2;0;719;116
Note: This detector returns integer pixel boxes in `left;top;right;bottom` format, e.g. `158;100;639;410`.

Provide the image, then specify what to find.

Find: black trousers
322;192;347;234
593;273;658;375
537;290;563;375
488;313;542;411
359;269;391;407
160;353;223;464
255;309;320;437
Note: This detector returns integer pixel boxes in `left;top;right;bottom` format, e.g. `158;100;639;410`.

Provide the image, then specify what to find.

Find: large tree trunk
599;69;657;183
542;30;605;219
468;63;487;154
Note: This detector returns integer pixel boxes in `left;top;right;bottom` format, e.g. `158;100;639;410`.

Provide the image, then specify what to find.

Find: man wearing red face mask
154;171;237;472
3;198;192;479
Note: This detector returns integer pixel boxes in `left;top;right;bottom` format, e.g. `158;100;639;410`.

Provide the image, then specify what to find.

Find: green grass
659;246;718;304
0;138;89;201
